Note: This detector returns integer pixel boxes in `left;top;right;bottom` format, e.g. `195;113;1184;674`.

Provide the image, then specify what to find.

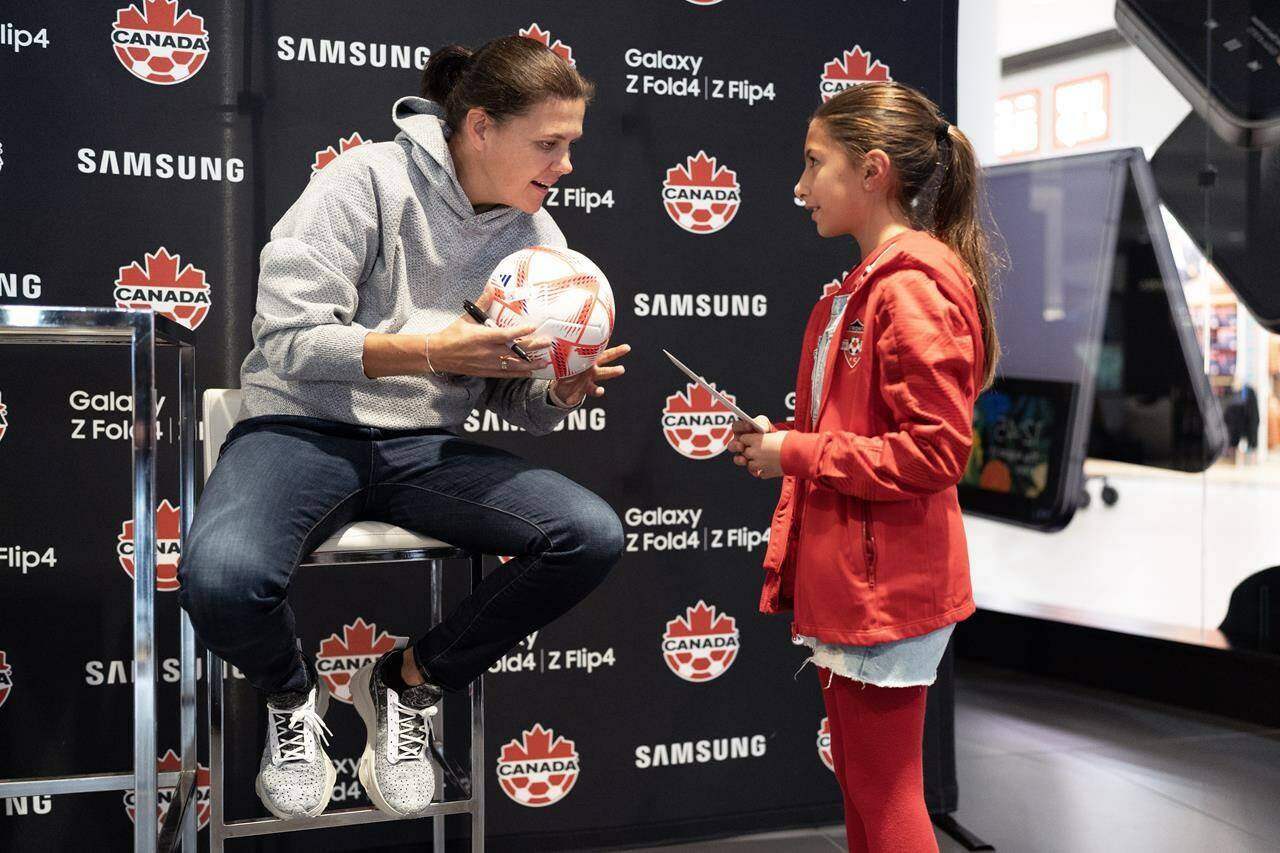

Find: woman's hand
427;291;552;378
729;416;785;479
549;344;632;407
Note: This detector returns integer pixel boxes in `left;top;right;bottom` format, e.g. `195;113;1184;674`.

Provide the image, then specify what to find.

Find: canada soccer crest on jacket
112;1;210;85
497;724;580;807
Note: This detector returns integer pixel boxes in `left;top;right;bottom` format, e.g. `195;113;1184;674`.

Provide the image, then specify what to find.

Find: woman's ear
862;149;893;191
463;107;491;150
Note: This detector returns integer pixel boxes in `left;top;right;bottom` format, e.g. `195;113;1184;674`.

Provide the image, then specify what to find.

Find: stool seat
316;521;456;552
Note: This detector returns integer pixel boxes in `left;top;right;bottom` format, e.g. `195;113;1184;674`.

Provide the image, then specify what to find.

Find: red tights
818;667;938;853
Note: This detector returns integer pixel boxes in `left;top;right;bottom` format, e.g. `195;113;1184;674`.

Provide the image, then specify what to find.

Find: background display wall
0;2;957;850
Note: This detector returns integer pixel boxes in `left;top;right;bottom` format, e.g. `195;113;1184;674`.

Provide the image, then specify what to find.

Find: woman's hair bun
421;44;473;102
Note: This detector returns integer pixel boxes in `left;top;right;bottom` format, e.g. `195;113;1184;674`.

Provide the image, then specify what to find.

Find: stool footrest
221;798;480;838
0;770;182;798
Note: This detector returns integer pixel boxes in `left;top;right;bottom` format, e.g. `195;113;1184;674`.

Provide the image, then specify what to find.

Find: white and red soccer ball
483;246;614;381
662;601;740;682
112;1;210;85
496;724;580;807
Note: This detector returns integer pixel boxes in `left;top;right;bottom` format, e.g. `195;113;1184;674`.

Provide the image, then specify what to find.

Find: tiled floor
626;662;1280;852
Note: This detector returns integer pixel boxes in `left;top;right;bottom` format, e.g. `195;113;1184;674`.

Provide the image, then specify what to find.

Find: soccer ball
483;246;614;380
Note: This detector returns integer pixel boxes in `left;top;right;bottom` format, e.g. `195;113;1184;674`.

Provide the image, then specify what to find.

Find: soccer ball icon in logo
483;246;614;380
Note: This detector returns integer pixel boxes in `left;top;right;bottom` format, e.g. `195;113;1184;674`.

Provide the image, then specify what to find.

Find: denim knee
177;535;283;631
560;496;625;572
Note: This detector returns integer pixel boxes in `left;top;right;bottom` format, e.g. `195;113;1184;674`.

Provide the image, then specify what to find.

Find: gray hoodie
237;96;572;434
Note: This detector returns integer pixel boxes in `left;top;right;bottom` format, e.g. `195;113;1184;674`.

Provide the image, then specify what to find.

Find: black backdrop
0;2;957;849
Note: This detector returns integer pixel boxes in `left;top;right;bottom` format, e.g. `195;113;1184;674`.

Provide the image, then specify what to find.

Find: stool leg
470;554;485;853
431;558;445;851
208;652;226;853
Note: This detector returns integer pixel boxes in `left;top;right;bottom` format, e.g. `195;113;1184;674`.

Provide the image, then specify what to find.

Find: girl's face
794;119;875;239
465;97;585;214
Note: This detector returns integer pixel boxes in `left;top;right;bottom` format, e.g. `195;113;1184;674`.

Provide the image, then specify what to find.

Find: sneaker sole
351;663;436;818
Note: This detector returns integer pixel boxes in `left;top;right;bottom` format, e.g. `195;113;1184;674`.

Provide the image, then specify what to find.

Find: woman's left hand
548;344;631;407
734;430;786;479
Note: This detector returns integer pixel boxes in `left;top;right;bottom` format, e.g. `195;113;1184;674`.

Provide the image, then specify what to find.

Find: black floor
626;662;1280;852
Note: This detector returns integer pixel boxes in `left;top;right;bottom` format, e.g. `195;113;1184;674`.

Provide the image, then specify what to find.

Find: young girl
730;82;998;853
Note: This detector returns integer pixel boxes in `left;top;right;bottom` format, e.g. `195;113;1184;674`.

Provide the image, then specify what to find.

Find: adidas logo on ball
484;246;614;380
662;601;740;682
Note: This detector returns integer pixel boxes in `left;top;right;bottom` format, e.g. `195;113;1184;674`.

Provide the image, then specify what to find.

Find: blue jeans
177;416;623;695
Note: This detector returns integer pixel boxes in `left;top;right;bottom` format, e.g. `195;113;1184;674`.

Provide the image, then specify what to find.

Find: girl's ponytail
932;124;1000;387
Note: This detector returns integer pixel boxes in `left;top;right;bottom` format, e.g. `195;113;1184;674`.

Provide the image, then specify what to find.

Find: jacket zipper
862;501;877;589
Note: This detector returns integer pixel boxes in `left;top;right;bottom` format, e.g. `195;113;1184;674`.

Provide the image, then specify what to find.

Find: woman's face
465;98;585;214
793;119;871;239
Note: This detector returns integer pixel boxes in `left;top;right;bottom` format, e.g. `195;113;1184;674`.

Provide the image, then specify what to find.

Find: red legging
818;667;938;853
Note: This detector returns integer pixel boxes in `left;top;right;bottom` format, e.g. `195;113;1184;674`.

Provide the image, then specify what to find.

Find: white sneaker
351;651;441;817
254;672;336;820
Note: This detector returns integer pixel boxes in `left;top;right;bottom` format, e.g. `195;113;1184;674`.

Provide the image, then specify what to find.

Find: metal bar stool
0;306;199;853
201;389;484;852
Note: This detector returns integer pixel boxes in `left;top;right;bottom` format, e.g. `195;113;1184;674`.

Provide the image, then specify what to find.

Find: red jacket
761;230;985;645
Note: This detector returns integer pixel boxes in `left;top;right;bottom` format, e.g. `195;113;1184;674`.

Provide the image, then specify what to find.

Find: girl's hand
733;420;786;480
728;415;772;457
548;344;632;407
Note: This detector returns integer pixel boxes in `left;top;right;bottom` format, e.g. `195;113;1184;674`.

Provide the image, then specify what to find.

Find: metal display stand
0;306;199;853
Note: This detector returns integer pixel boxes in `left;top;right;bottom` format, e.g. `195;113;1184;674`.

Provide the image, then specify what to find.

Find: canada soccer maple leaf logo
312;132;369;173
123;749;212;832
662;601;740;682
519;23;574;66
112;1;210;85
114;247;212;331
662;151;741;234
118;499;183;592
0;650;12;710
497;724;580;807
316;618;406;704
820;46;892;101
662;382;738;459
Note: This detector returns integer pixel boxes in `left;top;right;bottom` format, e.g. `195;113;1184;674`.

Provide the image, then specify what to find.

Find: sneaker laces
269;698;332;765
389;694;438;764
